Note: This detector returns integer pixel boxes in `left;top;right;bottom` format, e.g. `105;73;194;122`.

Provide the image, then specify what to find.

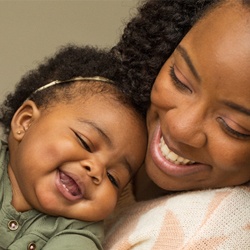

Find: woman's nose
167;106;207;148
82;161;105;185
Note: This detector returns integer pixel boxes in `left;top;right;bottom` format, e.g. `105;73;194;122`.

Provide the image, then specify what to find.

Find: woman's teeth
160;137;195;165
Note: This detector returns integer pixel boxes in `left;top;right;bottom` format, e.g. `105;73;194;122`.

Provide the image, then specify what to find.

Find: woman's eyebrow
176;45;201;82
223;101;250;116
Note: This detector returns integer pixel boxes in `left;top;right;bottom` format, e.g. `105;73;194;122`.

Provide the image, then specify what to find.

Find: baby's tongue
59;171;81;196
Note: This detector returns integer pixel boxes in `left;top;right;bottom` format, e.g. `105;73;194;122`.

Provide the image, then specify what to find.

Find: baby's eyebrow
78;119;112;147
123;158;133;177
77;118;135;181
78;118;133;176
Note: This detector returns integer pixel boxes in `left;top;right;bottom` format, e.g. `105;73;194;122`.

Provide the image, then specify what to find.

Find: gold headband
31;76;114;96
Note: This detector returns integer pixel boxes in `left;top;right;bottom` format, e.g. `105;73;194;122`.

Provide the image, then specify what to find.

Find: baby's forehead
72;82;141;115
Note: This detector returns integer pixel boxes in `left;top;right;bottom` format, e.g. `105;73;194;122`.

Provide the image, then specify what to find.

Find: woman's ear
11;100;40;141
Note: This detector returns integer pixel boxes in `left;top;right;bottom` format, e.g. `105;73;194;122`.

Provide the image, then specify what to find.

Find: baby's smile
56;170;84;201
59;171;82;196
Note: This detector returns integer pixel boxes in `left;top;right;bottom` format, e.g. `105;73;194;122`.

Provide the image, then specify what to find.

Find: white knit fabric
104;186;250;250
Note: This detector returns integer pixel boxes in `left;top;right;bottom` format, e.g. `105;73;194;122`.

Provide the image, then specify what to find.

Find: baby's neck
8;165;32;212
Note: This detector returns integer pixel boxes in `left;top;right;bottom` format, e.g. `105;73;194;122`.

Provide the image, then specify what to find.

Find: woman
104;0;250;248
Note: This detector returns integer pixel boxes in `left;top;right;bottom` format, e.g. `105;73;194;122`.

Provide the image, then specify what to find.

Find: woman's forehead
182;1;250;78
174;2;250;108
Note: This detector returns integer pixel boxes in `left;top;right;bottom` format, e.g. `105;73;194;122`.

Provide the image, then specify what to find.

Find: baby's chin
38;201;114;222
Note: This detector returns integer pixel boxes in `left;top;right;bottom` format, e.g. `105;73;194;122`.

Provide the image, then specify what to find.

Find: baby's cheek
99;187;118;219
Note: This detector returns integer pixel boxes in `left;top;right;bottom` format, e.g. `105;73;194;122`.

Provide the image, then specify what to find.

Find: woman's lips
150;124;210;177
56;170;85;201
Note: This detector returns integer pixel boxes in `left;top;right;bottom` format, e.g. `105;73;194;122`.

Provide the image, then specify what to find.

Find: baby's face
146;1;250;191
8;93;147;221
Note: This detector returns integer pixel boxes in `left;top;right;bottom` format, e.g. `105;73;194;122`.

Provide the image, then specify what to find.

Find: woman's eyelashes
74;132;91;152
169;65;250;140
169;65;192;93
217;118;250;140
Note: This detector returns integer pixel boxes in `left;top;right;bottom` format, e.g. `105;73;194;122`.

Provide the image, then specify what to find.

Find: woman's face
146;1;250;191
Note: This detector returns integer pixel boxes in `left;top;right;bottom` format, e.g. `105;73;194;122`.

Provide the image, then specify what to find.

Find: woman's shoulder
109;185;250;225
159;185;250;209
111;185;250;222
104;186;250;250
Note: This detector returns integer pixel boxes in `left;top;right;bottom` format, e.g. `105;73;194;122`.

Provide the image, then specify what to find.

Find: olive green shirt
0;140;103;250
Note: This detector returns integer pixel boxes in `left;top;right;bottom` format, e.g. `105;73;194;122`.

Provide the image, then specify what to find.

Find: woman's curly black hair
113;0;220;110
0;45;146;134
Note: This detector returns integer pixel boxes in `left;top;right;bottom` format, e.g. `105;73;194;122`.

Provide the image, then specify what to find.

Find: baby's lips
58;170;85;200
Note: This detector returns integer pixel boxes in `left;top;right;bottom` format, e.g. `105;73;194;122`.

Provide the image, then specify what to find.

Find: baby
0;45;147;249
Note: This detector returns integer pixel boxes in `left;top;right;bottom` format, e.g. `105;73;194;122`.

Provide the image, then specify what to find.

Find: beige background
0;0;140;102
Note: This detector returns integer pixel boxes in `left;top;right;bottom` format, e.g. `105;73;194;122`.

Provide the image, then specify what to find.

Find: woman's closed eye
74;132;91;152
169;65;192;93
217;117;250;140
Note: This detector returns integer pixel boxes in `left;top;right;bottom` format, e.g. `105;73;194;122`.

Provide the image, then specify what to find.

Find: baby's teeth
62;183;69;192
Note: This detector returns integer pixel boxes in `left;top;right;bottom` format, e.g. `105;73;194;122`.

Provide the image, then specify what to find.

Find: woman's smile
159;137;195;165
149;123;210;177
